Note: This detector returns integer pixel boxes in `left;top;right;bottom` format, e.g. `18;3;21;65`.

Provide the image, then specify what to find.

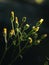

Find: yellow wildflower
10;29;15;36
3;28;7;34
28;37;33;44
39;19;44;24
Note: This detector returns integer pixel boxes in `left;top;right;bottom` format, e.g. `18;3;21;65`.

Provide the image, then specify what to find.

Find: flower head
39;19;44;24
3;28;7;34
28;37;33;44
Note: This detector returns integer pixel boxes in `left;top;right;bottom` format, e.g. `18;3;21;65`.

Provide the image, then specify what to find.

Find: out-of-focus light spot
35;0;44;4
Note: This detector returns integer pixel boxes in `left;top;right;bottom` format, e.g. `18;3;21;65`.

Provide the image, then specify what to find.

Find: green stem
8;41;28;65
11;21;15;35
0;34;7;65
0;49;7;65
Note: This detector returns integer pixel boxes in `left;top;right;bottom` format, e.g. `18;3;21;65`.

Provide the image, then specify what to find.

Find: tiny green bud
24;24;30;30
22;17;26;22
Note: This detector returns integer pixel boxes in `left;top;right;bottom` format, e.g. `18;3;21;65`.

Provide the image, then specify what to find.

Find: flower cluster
2;11;47;65
3;11;47;46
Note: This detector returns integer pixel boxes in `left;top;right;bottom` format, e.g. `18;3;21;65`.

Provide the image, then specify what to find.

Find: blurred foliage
44;61;48;65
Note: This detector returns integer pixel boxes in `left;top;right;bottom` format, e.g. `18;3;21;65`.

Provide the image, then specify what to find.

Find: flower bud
39;19;44;24
43;34;47;37
24;24;30;31
28;37;33;44
10;29;15;36
15;17;18;24
36;40;41;44
11;11;14;21
41;34;47;39
26;24;30;28
36;27;39;32
32;26;39;32
3;28;7;34
11;11;14;17
22;17;26;22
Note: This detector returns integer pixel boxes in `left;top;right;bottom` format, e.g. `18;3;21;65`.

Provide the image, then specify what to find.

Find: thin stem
8;41;28;65
9;52;21;65
0;34;7;65
0;49;7;65
11;21;15;35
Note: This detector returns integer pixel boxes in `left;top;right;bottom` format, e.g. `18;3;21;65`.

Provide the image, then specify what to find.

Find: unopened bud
3;28;7;34
15;17;18;24
39;19;44;24
28;37;33;44
10;29;15;36
22;17;26;22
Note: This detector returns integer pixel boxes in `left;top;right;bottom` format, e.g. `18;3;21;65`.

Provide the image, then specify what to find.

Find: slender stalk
8;41;28;65
0;34;7;65
11;21;15;35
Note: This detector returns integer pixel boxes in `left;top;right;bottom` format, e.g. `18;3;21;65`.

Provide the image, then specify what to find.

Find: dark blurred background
0;0;49;65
